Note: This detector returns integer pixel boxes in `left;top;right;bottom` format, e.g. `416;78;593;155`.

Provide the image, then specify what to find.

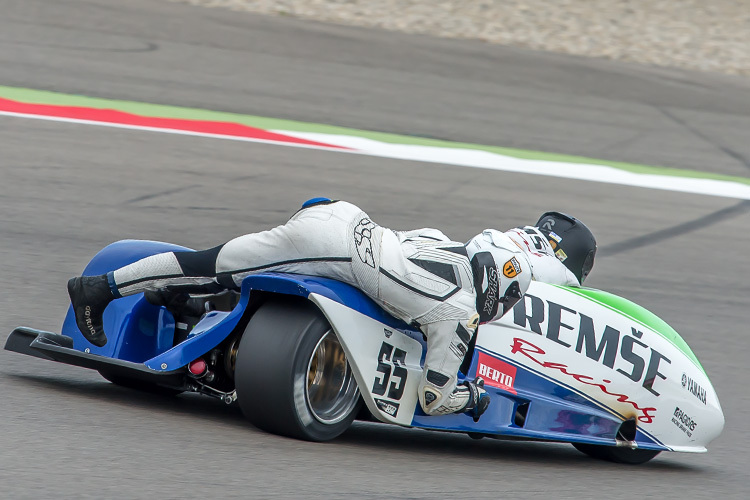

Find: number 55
372;342;408;400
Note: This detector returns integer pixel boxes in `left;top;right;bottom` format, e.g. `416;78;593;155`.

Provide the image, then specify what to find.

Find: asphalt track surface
1;1;749;498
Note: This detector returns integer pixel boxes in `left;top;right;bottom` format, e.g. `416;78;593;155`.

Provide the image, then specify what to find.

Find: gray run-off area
169;0;750;76
1;0;749;498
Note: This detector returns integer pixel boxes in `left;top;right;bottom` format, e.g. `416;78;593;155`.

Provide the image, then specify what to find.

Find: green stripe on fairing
559;285;705;374
3;85;750;187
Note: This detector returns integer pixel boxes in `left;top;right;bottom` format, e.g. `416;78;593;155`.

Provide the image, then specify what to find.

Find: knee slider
421;387;442;412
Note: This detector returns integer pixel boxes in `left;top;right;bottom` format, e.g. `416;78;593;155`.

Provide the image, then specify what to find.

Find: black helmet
535;212;597;284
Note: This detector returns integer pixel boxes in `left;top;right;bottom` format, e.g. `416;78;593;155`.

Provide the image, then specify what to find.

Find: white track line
4;110;750;201
273;131;750;201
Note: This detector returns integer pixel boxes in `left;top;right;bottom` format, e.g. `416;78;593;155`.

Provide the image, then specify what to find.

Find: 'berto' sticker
476;352;517;394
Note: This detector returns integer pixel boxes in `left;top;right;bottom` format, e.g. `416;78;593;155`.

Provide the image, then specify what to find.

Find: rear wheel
235;297;361;441
572;443;661;464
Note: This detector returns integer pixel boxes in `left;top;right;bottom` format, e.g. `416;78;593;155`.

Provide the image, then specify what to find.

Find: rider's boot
67;275;115;347
462;377;490;422
421;377;490;420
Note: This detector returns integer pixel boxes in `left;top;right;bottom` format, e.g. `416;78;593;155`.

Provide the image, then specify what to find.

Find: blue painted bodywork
61;240;191;361
61;239;666;450
442;348;665;449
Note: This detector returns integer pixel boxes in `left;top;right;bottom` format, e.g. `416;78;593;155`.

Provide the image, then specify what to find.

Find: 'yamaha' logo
682;374;707;405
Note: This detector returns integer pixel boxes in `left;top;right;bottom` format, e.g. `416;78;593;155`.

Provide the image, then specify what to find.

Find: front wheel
234;297;361;441
572;443;661;464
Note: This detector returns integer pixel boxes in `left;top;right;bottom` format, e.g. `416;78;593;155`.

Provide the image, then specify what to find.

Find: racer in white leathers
68;199;596;419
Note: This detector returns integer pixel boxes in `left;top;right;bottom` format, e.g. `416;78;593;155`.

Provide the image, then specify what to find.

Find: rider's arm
504;227;580;287
525;252;581;287
395;228;451;243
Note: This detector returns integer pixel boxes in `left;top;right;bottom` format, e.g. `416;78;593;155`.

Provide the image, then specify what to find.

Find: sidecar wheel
235;297;361;441
98;370;183;396
572;443;661;464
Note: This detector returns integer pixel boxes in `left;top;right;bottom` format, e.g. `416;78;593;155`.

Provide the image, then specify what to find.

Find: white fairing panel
309;294;423;426
480;281;724;452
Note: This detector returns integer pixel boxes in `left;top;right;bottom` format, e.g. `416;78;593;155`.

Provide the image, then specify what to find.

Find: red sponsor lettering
476;352;517;394
510;337;657;423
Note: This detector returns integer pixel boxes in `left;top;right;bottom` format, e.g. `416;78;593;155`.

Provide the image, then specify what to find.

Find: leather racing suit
96;200;568;416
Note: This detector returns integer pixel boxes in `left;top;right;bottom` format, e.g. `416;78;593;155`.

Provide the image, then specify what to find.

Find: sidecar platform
4;327;186;387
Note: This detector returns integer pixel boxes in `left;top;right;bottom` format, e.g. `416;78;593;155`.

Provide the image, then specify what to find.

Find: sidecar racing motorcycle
5;239;724;464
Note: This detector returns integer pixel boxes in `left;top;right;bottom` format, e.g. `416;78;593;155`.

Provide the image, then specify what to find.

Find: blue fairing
236;273;418;334
61;240;193;361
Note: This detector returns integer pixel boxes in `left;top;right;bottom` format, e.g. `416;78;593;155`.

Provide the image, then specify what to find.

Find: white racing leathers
109;201;534;415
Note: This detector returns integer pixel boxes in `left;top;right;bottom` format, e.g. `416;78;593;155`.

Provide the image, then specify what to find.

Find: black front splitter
5;327;187;388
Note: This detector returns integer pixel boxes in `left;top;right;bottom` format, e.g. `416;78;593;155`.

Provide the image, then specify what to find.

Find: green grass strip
2;85;749;187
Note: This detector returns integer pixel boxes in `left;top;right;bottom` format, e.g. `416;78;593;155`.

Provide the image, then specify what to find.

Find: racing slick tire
235;297;362;441
572;443;661;464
